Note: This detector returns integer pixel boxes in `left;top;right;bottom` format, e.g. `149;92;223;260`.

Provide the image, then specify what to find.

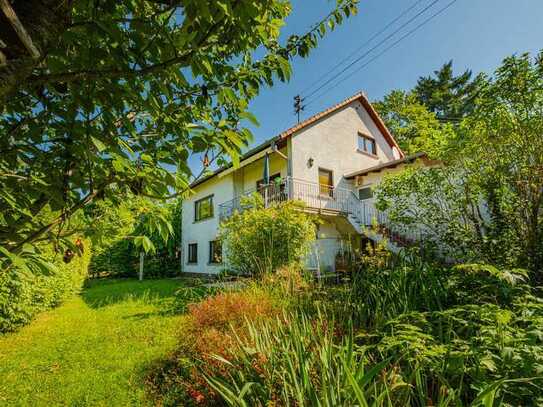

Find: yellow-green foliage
219;196;317;275
0;238;91;333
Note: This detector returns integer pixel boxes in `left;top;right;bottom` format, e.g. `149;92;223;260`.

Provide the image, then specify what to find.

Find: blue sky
189;0;543;174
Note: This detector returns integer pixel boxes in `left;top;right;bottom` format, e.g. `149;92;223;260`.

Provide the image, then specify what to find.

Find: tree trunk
0;0;70;101
139;252;144;281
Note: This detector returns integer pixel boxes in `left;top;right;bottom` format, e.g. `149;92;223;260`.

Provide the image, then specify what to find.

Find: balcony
219;177;370;221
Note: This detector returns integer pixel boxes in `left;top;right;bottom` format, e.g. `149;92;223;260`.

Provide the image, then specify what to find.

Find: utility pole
293;95;305;124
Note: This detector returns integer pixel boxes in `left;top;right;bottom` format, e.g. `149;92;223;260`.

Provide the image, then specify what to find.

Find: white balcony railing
219;177;364;220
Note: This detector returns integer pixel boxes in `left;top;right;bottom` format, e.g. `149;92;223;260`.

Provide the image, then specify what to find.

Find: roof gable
190;91;403;188
278;92;404;157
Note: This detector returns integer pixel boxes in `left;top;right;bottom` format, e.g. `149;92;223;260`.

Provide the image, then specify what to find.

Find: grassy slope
0;279;187;406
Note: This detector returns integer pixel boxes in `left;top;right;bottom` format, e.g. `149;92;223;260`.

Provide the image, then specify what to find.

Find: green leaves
340;355;390;407
219;198;316;276
470;377;543;407
0;0;358;274
414;60;486;121
239;111;259;127
1;237;92;333
134;235;155;254
91;136;107;153
454;263;529;286
374;90;455;156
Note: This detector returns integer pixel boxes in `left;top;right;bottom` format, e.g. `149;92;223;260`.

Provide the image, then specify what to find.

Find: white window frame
358;184;374;201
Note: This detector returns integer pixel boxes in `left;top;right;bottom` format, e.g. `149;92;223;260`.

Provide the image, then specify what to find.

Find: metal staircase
218;176;420;252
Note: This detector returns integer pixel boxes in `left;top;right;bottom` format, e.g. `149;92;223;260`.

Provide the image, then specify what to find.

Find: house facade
181;92;429;275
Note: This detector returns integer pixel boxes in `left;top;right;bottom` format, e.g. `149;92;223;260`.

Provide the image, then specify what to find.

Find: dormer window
358;133;377;156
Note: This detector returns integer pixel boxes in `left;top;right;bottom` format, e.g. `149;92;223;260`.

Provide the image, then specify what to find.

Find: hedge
88;239;132;278
88;199;181;279
0;238;91;333
89;240;179;279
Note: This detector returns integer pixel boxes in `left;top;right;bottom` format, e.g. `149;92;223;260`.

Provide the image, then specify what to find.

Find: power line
300;0;427;96
304;0;460;109
303;0;443;102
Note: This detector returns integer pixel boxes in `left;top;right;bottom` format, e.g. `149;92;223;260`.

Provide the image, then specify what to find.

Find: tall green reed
205;310;401;406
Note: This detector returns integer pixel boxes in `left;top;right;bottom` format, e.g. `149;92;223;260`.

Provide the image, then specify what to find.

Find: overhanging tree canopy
0;0;358;267
376;51;543;276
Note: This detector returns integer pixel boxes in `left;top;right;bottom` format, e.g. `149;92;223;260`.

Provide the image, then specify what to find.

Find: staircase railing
218;177;422;248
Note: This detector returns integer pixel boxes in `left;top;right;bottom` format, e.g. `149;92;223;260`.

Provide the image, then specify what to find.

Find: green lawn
0;279;191;406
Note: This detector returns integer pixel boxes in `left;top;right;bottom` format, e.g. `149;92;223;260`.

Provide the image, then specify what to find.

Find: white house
181;92;431;275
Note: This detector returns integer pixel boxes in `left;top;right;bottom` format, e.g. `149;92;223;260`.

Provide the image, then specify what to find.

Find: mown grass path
0;279;187;406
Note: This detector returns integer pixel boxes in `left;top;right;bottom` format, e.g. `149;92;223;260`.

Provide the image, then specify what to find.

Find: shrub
0;237;91;333
88;238;132;277
219;196;317;276
329;255;543;405
188;290;276;331
148;253;543;406
367;297;543;405
214;259;543;406
146;287;279;406
89;242;179;279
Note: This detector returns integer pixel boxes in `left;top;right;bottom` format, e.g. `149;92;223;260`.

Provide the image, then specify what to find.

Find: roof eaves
344;152;427;179
189;136;277;189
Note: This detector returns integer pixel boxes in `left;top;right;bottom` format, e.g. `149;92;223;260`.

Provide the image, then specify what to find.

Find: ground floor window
209;240;222;264
358;186;373;200
187;243;198;264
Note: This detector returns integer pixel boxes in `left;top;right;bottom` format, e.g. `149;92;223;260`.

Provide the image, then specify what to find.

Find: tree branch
9;180;114;254
28;6;229;86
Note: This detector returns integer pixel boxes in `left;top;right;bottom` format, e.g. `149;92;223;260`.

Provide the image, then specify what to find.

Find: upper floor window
187;243;198;264
318;168;333;197
209;240;222;264
358;133;377;156
194;195;214;222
